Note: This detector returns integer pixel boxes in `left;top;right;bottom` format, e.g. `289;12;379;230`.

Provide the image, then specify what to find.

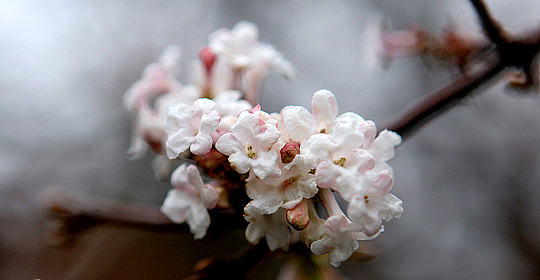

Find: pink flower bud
280;142;300;164
286;199;309;231
198;46;216;74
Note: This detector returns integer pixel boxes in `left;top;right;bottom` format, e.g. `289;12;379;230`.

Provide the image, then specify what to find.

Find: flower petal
311;89;338;130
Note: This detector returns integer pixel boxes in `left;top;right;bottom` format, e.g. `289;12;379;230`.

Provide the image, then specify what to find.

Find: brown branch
469;0;508;45
42;189;245;245
384;1;540;140
386;52;505;139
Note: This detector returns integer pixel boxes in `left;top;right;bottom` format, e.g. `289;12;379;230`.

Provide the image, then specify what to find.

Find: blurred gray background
1;0;540;279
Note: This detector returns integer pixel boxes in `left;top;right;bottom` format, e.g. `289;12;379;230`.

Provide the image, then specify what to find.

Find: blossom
166;98;221;158
347;169;403;237
123;45;182;112
126;104;167;158
310;215;368;267
279;89;338;143
215;110;281;179
161;164;219;239
245;165;318;215
312;116;401;201
208;21;295;104
244;202;291;251
212;90;253;116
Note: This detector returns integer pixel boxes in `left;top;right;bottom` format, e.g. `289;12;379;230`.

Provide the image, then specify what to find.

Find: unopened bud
286;199;309;231
280;142;300;164
199;46;216;74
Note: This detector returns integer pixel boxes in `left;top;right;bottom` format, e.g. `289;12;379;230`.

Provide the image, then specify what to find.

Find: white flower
126;105;167;159
313;118;401;201
123;45;182;112
280;89;338;143
245;165;318;215
213;90;253;116
209;21;288;71
310;215;372;267
208;21;295;104
166;98;221;158
161;164;219;239
347;169;403;237
215;110;281;179
244;202;291;251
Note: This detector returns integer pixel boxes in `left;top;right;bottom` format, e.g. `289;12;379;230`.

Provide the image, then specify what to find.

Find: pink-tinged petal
250;104;261;113
215;133;242;155
359;120;377;147
368;170;393;196
315;161;341;189
161;189;191;223
200;184;219;209
199;110;221;135
311;89;338;125
351;149;376;173
254;124;281;151
186;165;204;190
368;130;402;161
281;106;316;141
231;111;261;140
187;203;211;239
324;215;350;235
170;164;197;194
190;134;213;155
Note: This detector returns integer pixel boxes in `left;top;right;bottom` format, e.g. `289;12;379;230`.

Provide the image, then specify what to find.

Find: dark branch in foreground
43;189;245;245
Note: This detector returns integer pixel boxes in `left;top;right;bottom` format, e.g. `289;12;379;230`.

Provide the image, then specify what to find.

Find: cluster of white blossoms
124;21;403;267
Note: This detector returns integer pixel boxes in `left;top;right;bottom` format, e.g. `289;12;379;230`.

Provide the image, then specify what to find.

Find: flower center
333;157;346;167
283;177;297;187
364;195;370;204
246;145;256;159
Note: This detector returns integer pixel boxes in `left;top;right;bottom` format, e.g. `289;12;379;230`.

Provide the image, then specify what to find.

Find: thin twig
469;0;508;45
385;3;540;140
386;52;506;139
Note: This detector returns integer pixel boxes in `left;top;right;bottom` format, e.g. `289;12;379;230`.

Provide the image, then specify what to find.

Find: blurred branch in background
387;0;540;140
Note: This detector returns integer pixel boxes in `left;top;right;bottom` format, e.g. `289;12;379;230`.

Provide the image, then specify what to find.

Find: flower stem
319;189;346;218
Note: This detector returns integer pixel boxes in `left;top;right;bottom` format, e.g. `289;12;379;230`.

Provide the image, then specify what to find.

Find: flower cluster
125;21;403;267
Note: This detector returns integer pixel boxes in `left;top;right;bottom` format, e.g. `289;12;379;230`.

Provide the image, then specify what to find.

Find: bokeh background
2;0;540;279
